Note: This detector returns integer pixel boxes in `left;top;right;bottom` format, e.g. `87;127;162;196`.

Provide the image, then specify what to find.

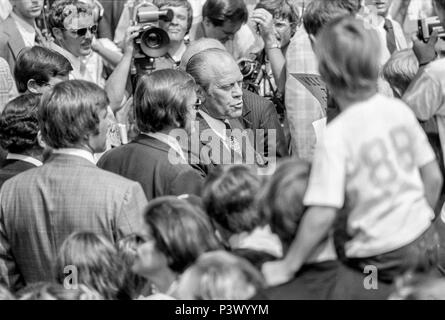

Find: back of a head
0;94;41;154
186;48;234;90
179;38;226;71
18;282;85;300
175;251;265;300
202;0;248;26
257;159;310;247
382;49;419;97
303;0;360;36
134;69;196;134
315;17;380;101
38;80;108;149
14;46;72;94
144;197;221;274
203;165;264;235
55;231;127;300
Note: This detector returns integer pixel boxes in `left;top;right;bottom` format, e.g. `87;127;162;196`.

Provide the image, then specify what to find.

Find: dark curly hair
48;0;92;31
0;94;41;154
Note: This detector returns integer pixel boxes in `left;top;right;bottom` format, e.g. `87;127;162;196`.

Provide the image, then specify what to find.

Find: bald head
179;38;226;71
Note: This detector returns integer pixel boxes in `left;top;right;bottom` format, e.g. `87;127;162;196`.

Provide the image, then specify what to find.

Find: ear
27;79;42;94
203;16;212;28
37;130;47;149
196;85;207;102
52;27;64;42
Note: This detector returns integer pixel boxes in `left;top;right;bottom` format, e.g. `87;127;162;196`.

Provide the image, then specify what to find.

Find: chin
80;47;92;56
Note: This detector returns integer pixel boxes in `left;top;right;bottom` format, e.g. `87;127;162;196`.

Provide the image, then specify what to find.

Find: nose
84;28;93;39
232;82;243;98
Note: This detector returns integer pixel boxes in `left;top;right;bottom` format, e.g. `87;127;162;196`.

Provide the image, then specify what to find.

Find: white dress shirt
53;148;97;164
6;153;43;167
10;12;36;47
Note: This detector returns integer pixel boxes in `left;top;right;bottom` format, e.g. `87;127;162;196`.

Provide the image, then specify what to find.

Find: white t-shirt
304;94;435;258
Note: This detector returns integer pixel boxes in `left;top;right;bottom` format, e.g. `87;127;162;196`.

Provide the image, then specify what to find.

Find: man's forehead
63;7;94;30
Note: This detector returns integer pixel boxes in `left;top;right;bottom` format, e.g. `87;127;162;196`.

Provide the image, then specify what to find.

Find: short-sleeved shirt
304;94;435;258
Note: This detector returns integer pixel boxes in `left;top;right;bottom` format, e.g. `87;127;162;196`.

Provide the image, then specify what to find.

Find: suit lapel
3;17;27;61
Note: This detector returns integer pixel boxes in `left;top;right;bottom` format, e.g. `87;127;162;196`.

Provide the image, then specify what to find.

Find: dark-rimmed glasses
63;24;98;38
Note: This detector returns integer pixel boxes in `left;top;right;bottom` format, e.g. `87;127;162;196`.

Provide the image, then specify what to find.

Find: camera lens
144;31;162;48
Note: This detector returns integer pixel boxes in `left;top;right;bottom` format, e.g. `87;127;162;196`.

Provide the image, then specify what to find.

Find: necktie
383;18;397;55
224;120;242;155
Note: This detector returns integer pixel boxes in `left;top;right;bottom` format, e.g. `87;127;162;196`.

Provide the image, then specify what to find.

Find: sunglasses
64;24;98;37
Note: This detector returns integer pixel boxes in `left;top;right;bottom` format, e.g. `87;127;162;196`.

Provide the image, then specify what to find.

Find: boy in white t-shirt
263;17;443;290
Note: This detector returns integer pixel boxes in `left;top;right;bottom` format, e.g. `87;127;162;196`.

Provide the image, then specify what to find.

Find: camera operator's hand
123;26;142;56
252;8;278;45
412;30;439;67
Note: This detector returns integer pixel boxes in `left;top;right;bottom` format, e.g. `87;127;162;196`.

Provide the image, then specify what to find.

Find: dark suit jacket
242;90;289;158
0;153;148;291
0;16;27;72
0;159;36;189
97;134;205;201
193;112;262;175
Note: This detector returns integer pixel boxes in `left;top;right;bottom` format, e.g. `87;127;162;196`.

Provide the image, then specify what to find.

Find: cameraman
251;0;299;97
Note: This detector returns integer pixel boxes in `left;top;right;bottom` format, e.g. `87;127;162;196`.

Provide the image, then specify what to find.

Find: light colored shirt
304;94;435;258
50;42;106;88
376;15;408;52
6;153;43;167
228;225;283;258
10;12;36;47
53;148;97;165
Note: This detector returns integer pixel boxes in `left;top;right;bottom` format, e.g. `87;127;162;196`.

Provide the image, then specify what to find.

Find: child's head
315;16;380;102
383;49;419;98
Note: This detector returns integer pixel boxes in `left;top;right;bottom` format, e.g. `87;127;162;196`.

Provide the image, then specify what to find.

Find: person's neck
13;10;36;27
148;269;177;294
20;148;44;162
168;40;185;59
332;89;378;112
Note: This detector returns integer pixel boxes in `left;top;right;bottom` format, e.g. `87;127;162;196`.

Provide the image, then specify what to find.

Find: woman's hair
257;159;311;247
143;197;221;274
0;94;41;154
39;80;109;149
134;69;196;133
203;165;265;235
315;16;380;101
54;232;129;300
175;251;265;300
116;234;150;299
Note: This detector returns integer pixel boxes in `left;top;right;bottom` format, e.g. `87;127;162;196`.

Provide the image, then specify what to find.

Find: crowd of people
1;0;445;300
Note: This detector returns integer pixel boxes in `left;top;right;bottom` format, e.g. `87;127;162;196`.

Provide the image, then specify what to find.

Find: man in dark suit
0;94;45;188
0;0;47;72
186;48;283;173
0;80;148;291
98;69;204;201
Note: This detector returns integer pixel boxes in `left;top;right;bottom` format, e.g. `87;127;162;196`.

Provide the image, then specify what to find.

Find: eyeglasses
63;24;98;37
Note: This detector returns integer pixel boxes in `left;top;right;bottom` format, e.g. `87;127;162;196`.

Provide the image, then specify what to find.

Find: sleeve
407;111;437;167
403;69;444;121
170;167;205;197
303;129;347;209
0;190;24;291
116;182;148;240
260;100;289;158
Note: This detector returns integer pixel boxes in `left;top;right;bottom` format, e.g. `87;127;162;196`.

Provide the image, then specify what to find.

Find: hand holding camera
413;29;439;67
251;8;277;45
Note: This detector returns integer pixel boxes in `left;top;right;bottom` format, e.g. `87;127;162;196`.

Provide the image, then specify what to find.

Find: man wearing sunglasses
47;0;107;87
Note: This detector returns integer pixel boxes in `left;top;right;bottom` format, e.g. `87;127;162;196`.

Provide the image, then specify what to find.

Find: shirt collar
142;132;187;163
169;42;187;63
198;110;228;141
52;148;97;164
6;153;43;167
10;11;36;33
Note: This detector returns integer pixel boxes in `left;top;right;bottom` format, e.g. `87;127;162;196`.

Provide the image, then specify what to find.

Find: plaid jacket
0;154;148;291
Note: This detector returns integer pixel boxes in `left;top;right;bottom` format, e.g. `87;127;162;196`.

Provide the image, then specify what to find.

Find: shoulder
243;90;273;109
424;59;445;80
